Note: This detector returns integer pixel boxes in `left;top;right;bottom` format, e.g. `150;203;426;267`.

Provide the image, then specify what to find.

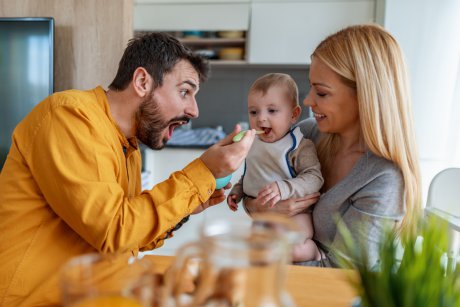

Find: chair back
426;168;460;217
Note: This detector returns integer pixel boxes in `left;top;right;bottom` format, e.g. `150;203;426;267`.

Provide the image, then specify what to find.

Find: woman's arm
243;193;320;217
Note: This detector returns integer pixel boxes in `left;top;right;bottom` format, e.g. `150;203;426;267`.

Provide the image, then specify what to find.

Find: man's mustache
167;116;191;126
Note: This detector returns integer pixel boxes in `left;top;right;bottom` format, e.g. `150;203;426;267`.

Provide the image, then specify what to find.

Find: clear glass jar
163;213;300;307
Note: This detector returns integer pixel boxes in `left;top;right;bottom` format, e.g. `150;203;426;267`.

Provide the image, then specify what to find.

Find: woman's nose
303;91;314;107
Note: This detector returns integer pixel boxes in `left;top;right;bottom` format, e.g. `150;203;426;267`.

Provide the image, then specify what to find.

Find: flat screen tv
0;17;54;170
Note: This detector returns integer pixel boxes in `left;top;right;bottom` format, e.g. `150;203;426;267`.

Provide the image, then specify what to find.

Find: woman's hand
244;192;320;217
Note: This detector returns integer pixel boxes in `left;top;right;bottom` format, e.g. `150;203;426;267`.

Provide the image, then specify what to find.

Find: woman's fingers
295;192;321;202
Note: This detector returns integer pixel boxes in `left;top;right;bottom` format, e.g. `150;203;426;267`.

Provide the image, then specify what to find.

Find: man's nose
185;97;199;118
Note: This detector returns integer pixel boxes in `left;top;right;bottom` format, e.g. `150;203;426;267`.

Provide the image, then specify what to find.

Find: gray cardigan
297;118;405;268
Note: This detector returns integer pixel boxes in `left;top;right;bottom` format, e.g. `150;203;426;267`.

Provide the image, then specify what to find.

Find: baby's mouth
261;127;272;135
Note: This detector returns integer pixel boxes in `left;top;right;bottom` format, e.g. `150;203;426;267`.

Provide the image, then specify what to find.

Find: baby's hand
227;194;239;212
257;182;281;208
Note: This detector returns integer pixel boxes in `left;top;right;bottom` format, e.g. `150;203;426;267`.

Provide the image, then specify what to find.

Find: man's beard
135;93;189;150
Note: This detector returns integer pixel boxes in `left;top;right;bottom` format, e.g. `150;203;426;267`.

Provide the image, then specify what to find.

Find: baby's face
248;85;299;143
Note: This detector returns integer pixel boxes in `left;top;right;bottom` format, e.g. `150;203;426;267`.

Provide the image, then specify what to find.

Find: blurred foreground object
60;253;155;307
425;167;460;273
163;213;301;306
337;216;460;307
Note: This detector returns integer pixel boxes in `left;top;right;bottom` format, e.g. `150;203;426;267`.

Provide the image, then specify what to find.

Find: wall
380;0;460;201
193;64;311;133
0;0;133;91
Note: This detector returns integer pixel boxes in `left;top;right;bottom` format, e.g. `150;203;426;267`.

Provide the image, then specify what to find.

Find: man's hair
249;73;299;107
109;32;209;91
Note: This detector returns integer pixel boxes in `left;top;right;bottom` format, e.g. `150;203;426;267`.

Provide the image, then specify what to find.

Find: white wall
381;0;460;203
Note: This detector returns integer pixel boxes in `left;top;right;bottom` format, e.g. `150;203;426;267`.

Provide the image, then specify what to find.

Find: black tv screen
0;17;54;170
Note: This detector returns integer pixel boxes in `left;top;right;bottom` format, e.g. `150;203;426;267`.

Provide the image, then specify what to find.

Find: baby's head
248;73;301;143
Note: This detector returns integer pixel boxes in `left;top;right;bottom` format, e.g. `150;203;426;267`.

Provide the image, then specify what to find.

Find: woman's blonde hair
313;24;421;238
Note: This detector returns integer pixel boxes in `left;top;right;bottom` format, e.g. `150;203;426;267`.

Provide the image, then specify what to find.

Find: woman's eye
316;92;326;97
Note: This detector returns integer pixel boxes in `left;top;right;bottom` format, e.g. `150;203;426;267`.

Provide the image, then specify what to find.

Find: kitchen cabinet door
248;0;375;64
141;147;248;256
134;1;250;31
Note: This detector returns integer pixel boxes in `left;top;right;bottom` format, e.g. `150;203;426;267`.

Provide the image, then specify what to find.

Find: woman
244;24;422;267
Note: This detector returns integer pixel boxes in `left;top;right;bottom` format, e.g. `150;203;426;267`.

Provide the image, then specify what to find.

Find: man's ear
291;105;302;123
132;67;153;98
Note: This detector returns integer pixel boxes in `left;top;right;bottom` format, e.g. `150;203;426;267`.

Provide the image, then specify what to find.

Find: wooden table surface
146;255;358;307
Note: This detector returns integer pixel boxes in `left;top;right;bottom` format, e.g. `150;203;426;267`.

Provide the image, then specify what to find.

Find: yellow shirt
0;87;215;306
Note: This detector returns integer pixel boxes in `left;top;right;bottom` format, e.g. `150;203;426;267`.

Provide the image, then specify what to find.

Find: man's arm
29;103;214;253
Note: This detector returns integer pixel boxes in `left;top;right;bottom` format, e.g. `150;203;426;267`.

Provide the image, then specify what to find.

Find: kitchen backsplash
192;64;311;134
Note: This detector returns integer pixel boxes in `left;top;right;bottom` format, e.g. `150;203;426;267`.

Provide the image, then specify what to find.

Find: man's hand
257;182;281;208
199;125;256;179
192;183;231;214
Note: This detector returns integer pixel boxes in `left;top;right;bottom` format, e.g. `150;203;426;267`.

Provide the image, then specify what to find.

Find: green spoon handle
232;130;264;142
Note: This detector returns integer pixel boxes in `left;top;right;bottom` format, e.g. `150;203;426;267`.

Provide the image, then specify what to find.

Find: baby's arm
277;138;324;199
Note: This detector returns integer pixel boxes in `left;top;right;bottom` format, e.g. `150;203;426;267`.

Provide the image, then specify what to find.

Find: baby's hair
249;73;299;107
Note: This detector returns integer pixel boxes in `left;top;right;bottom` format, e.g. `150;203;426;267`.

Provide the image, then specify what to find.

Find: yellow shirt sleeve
23;94;215;253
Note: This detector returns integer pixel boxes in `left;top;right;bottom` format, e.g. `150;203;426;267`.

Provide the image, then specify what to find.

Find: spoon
215;130;264;189
232;129;264;142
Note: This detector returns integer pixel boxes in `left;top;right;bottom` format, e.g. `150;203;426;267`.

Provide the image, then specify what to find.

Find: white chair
425;167;460;273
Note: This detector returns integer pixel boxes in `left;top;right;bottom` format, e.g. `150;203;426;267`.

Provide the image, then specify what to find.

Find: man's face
136;60;200;149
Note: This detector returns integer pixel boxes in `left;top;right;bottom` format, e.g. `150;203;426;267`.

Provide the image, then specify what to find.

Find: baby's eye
268;109;278;113
249;110;257;116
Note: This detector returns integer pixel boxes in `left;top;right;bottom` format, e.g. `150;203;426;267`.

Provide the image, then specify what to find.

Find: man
0;32;255;306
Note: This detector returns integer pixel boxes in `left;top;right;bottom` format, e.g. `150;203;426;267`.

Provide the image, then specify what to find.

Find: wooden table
146;255;358;307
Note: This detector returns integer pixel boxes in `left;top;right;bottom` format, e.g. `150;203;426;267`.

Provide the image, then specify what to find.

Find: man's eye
180;90;188;97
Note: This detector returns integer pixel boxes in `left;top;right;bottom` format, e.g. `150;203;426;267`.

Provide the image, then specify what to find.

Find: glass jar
163;213;300;307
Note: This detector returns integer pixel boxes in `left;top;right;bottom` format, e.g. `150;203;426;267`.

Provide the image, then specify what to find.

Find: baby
227;73;324;262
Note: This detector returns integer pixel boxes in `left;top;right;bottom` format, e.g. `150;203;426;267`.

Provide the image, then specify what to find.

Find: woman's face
303;57;360;136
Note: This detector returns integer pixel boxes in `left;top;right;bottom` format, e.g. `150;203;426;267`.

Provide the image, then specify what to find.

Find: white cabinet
143;147;244;192
248;0;376;64
141;147;248;256
143;147;205;186
134;0;376;65
134;1;250;31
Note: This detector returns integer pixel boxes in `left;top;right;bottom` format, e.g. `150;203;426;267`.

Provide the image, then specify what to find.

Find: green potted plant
337;216;460;307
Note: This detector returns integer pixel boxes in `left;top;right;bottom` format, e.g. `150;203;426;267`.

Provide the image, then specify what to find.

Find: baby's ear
291;105;302;123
